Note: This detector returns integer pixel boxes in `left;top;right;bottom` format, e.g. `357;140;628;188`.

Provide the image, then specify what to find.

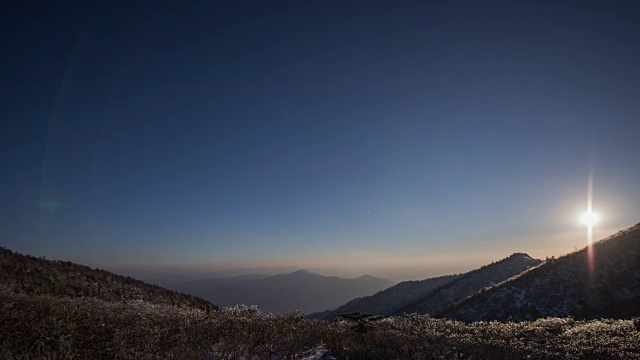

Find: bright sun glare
580;210;600;226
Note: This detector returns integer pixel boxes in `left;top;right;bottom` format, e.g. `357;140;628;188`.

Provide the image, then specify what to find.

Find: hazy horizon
8;223;630;283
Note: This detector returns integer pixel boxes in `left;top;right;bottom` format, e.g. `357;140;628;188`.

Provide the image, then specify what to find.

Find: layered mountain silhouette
172;270;394;314
311;253;540;320
438;222;640;322
393;253;541;316
3;221;639;324
0;247;214;310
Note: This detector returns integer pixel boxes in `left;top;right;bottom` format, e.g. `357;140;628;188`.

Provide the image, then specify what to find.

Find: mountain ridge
392;252;542;316
438;222;640;322
311;252;540;320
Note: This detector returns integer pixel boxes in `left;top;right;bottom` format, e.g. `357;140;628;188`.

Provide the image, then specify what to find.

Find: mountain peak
287;269;318;277
357;275;376;280
509;252;534;260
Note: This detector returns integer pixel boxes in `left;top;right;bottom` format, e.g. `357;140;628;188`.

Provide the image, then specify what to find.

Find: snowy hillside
439;222;640;322
393;253;541;316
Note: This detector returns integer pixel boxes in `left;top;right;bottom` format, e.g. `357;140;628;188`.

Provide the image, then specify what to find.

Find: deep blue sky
2;1;639;279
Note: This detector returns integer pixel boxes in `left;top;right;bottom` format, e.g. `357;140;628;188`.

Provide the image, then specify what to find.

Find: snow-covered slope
393;253;541;316
439;222;640;322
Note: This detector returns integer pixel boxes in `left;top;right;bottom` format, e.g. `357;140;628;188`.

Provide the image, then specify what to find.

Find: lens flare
584;173;597;276
580;211;600;226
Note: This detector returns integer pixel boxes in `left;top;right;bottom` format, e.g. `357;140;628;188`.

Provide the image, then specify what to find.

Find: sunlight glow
580;211;600;226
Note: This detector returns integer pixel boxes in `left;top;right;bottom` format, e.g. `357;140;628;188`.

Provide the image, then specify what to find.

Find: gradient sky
2;1;640;280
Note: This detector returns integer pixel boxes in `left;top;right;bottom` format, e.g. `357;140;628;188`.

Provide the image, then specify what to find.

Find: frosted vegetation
2;224;640;358
2;289;639;359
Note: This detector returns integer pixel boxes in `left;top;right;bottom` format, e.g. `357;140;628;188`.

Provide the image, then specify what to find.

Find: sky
2;0;640;281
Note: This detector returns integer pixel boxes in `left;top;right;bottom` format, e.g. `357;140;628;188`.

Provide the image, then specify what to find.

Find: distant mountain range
310;253;540;320
108;266;309;287
0;247;214;310
438;222;640;322
171;270;395;314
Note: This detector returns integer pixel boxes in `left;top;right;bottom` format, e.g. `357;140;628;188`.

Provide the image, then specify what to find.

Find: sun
580;210;600;226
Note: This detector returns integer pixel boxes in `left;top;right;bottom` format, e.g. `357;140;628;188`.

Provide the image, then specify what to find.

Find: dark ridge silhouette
0;247;216;311
439;222;640;322
392;253;541;316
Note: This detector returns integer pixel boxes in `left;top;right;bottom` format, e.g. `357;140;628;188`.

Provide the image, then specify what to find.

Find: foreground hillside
0;247;214;310
440;222;640;322
174;270;394;314
394;253;541;316
2;288;639;359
